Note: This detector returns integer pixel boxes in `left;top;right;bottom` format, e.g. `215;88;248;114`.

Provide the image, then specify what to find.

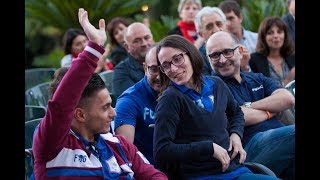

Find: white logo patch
209;95;214;105
106;156;121;173
252;85;263;92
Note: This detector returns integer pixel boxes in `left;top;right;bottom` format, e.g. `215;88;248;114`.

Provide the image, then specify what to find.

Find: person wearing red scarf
168;0;203;48
177;20;197;43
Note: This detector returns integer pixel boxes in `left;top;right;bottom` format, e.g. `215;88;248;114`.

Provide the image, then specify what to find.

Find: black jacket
249;52;295;78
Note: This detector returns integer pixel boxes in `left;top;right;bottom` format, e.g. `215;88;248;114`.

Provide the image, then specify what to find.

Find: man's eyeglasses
147;65;160;75
159;52;187;73
208;46;239;62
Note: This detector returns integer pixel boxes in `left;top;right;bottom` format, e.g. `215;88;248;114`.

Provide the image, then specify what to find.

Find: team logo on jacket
252;85;263;92
106;156;121;173
74;154;87;162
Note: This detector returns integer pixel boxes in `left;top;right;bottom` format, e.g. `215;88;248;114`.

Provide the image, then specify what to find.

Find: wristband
265;111;271;119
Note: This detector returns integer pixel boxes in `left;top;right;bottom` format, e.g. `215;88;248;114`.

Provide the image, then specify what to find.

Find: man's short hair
219;0;242;18
49;67;106;102
194;6;226;33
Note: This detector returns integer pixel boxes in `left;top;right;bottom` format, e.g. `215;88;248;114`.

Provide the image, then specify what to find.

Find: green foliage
32;48;64;68
25;0;148;32
26;0;288;68
133;13;179;42
160;15;179;31
26;0;149;68
241;0;287;32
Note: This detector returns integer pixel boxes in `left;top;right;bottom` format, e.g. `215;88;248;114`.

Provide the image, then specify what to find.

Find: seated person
249;16;295;87
107;17;130;67
114;46;160;166
112;22;155;97
32;8;167;180
206;31;295;179
153;34;279;180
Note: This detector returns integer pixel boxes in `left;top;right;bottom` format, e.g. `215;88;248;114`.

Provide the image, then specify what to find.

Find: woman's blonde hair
177;0;202;13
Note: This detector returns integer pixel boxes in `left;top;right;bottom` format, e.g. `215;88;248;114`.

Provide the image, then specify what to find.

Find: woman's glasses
159;52;187;73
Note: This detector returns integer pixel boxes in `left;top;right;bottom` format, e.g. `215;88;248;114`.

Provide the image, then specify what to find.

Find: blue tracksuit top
114;76;158;166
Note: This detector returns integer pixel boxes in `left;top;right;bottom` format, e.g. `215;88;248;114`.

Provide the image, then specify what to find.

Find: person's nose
211;26;222;35
219;54;227;63
111;107;116;117
156;73;160;80
170;63;179;72
140;38;149;47
274;33;281;38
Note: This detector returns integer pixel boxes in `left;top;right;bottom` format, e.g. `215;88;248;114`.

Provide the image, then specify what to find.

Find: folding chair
285;80;295;116
25;105;46;122
99;70;113;92
25;148;34;180
25;82;51;108
25;68;56;91
25;118;42;179
25;118;42;149
285;80;295;96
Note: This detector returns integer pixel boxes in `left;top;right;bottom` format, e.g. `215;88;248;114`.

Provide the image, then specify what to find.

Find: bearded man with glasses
114;46;161;167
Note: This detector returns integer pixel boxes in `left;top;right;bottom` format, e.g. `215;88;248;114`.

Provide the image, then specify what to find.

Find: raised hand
78;8;106;47
239;45;250;72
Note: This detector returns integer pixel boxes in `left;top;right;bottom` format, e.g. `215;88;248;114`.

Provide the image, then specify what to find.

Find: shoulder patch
101;133;120;143
106;156;121;173
137;151;150;164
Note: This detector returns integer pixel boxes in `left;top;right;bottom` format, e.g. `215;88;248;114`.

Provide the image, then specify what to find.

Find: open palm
78;8;106;46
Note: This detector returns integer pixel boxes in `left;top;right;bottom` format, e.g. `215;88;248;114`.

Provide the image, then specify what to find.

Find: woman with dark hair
153;35;279;179
107;17;130;67
249;16;295;86
60;28;113;71
60;28;88;67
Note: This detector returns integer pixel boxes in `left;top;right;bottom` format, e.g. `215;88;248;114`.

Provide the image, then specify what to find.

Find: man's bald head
206;31;238;54
123;22;154;63
124;22;152;43
206;31;241;79
145;45;157;64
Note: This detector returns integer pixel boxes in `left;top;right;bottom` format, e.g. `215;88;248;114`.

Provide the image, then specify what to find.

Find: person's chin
153;84;161;92
101;126;110;134
219;68;233;77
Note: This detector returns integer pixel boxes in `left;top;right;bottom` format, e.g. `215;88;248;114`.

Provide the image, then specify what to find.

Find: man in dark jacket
282;0;295;42
206;31;295;180
112;22;155;97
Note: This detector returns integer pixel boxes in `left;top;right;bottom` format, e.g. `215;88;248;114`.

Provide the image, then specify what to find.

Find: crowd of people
29;0;295;179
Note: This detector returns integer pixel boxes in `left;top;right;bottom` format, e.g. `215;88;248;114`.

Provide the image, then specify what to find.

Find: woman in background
168;0;204;48
60;28;88;67
249;16;295;86
107;17;130;67
60;28;112;71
